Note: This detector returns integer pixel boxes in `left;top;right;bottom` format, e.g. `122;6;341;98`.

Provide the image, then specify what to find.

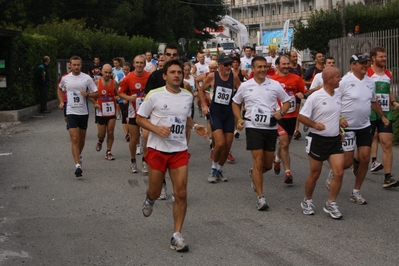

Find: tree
292;0;399;55
0;0;227;44
292;9;343;55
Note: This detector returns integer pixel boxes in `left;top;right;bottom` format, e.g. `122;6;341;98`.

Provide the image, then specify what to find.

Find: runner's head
208;60;218;72
289;51;298;64
350;53;368;77
325;57;335;67
217;54;232;76
232;56;240;70
322;67;341;90
122;62;132;76
370;46;386;68
133;55;146;74
69;55;82;76
164;44;179;62
163;60;184;88
102;64;113;81
244;46;252;58
251;56;268;81
275;55;290;75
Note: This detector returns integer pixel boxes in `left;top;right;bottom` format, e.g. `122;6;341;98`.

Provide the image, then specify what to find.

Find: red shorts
145;148;190;173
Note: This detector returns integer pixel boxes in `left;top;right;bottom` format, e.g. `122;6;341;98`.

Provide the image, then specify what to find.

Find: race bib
101;101;115;116
305;136;312;154
342;131;356;152
67;92;84;108
376;93;389;112
214;86;232;105
251;107;272;127
136;97;144;112
287;94;296;113
166;115;186;143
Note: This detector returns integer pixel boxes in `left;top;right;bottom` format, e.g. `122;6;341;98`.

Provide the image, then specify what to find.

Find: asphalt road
1;108;399;266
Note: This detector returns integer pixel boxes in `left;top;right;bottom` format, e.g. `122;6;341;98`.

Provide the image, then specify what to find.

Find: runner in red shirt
270;55;306;184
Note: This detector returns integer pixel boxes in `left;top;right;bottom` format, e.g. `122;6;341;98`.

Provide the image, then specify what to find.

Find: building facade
227;0;364;46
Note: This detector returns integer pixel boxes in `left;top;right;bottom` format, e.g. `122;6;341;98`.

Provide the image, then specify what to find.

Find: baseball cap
350;53;368;64
218;53;233;64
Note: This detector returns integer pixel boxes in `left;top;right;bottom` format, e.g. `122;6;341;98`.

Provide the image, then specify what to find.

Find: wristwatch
280;110;285;116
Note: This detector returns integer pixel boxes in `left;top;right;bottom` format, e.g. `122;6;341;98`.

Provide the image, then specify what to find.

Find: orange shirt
270;72;306;118
119;71;150;114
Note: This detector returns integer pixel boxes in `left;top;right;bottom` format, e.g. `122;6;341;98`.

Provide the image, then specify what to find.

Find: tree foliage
292;9;343;55
293;0;399;55
0;0;227;43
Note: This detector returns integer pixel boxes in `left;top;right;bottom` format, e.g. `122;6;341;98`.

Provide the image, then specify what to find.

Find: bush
0;33;57;110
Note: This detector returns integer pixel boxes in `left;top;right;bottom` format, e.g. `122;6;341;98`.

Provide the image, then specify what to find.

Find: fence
328;28;399;96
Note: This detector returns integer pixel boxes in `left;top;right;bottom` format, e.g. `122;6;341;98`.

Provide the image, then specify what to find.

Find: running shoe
136;145;142;155
257;196;269;211
158;183;168;200
323;202;342;219
208;168;218;183
125;134;130;142
249;168;256;192
370;161;383;172
383;175;399;189
325;170;333;191
293;130;301;140
350;192;367;205
227;151;235;163
284;171;293;184
217;169;227;182
170;233;189;252
273;160;281;175
142;161;148;173
234;130;240;139
301;199;315;215
142;198;154;217
130;162;138;173
105;151;115;161
95;141;102;152
75;166;82;178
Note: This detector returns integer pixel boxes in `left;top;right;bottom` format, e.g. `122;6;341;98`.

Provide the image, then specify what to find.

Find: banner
262;28;294;51
282;19;290;49
219;15;249;49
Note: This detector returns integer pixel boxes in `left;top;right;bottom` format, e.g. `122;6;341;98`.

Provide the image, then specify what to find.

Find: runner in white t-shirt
191;53;209;78
327;53;389;205
137;60;207;252
57;55;98;178
240;46;253;80
299;67;345;219
233;56;290;211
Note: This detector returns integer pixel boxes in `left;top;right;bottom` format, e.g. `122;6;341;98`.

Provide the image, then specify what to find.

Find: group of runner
57;45;398;252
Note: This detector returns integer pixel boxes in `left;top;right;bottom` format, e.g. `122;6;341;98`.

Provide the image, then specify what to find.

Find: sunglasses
165;52;179;57
223;62;232;67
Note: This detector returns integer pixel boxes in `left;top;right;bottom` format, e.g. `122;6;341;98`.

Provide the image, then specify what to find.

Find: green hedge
0;33;57;110
26;19;158;62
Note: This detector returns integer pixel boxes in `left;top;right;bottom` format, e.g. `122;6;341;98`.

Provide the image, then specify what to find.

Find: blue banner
262;28;294;49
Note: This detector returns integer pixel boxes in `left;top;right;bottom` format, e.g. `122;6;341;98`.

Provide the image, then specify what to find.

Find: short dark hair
244;46;252;51
43;56;50;63
232;56;241;64
69;55;82;62
275;55;289;65
164;59;183;73
123;62;132;69
370;46;385;58
325;56;335;61
251;56;266;67
164;44;178;53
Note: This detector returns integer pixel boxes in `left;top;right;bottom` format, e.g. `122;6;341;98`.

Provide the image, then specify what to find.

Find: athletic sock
372;157;377;162
131;158;136;164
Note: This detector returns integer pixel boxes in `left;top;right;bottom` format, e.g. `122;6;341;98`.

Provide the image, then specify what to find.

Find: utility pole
341;0;346;36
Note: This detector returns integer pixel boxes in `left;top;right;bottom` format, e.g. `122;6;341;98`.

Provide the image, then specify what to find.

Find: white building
226;0;371;46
